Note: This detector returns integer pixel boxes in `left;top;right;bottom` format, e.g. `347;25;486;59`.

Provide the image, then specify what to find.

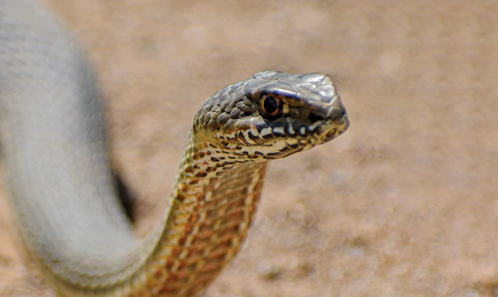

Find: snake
0;0;349;296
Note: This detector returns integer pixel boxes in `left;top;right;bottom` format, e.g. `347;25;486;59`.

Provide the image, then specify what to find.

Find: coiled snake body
0;0;349;296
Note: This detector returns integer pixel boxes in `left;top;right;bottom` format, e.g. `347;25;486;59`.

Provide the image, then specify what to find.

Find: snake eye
260;95;281;117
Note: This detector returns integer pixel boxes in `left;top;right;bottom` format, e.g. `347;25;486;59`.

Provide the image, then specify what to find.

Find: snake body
0;0;349;296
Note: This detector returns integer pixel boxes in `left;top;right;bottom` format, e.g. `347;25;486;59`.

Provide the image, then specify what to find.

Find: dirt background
0;0;497;296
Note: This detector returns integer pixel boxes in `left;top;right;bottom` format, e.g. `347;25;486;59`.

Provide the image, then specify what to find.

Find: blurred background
0;0;496;296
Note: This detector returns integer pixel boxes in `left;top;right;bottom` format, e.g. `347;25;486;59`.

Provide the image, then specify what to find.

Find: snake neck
139;128;270;296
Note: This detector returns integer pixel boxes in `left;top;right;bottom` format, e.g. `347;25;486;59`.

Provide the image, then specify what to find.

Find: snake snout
308;94;347;124
311;94;349;143
327;97;347;122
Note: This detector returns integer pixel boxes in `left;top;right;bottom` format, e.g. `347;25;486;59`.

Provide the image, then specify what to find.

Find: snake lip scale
0;0;350;296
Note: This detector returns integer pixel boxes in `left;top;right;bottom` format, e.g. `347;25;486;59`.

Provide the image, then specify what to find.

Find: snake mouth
283;112;349;154
219;99;350;160
260;107;349;159
296;96;349;141
317;108;350;141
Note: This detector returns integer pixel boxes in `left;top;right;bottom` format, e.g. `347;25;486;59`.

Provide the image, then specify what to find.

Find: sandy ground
0;0;497;296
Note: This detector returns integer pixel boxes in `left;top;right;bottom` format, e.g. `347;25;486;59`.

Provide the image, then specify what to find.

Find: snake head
194;70;349;160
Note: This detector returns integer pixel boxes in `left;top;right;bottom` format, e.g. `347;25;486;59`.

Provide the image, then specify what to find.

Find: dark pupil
263;96;279;114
